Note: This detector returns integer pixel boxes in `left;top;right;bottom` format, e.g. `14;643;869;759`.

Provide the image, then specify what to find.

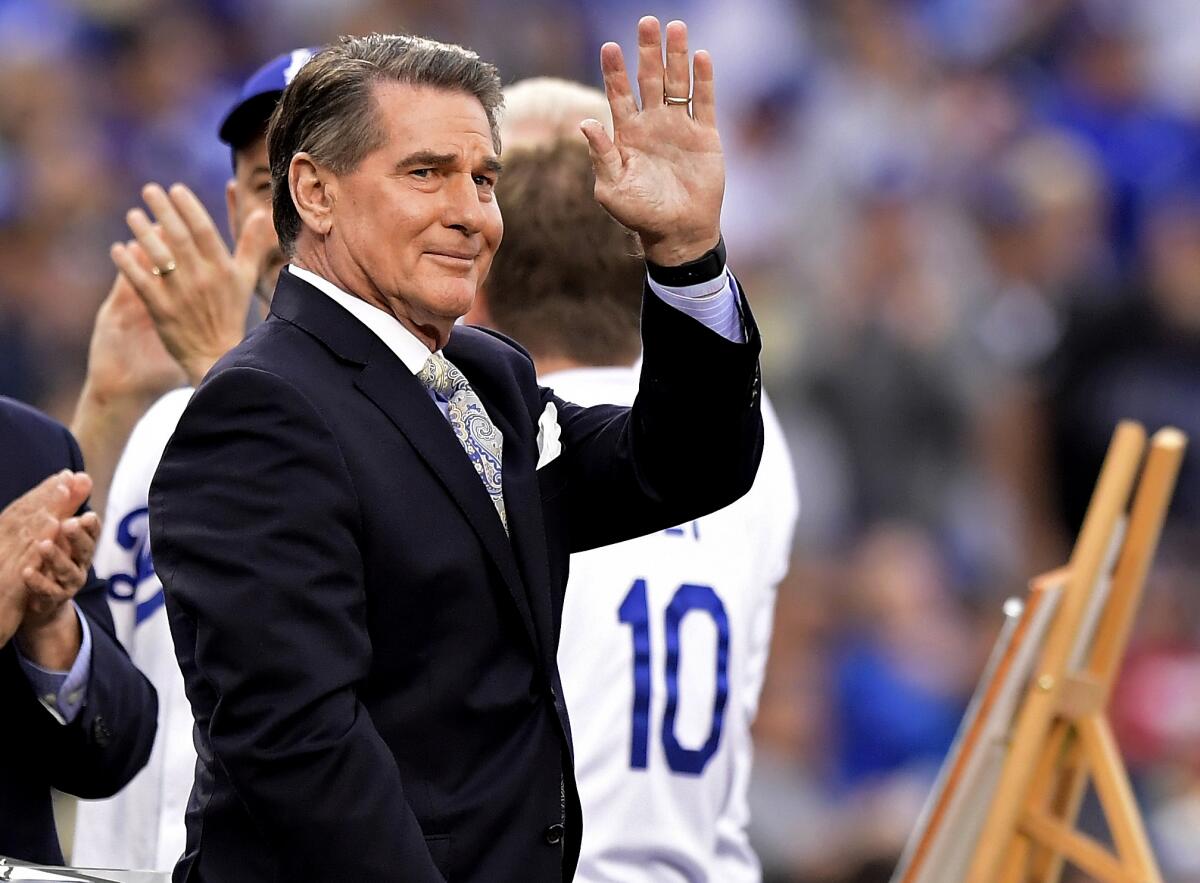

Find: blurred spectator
1034;2;1200;258
828;524;974;790
1043;186;1200;534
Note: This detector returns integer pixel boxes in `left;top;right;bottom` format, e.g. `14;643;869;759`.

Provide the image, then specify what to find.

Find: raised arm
551;18;762;550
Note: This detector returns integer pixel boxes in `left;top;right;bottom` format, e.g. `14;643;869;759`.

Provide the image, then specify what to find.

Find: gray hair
267;33;504;254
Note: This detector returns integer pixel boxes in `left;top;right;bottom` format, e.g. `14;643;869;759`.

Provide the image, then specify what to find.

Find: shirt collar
288;264;433;375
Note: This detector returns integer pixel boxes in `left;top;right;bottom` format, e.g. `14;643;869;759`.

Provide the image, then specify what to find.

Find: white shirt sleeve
646;268;746;343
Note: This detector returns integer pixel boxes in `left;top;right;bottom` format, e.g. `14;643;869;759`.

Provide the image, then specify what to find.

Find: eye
473;174;495;189
411;168;433;179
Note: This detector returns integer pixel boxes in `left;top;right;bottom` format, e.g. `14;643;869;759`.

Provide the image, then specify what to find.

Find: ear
463;283;492;327
289;152;334;238
224;178;239;243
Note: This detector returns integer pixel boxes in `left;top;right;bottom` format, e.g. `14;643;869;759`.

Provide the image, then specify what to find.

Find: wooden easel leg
1030;727;1087;883
998;832;1032;883
1076;715;1162;883
1032;763;1089;883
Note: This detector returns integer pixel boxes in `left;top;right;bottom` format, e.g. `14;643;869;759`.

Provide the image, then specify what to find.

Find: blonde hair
500;77;612;150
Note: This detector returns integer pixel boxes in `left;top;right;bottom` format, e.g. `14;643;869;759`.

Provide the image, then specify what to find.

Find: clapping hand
582;17;724;266
83;267;188;408
111;182;275;386
22;509;101;630
0;471;95;653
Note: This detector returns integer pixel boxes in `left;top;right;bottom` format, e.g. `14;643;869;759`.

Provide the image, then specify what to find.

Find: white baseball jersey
547;365;798;883
73;387;195;871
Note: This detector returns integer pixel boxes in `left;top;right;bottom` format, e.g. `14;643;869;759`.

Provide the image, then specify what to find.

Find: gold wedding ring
151;260;177;277
663;94;691;106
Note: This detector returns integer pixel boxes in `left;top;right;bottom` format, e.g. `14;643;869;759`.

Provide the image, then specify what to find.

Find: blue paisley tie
418;352;508;534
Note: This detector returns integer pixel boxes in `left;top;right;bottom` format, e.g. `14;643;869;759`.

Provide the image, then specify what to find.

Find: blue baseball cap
218;47;320;150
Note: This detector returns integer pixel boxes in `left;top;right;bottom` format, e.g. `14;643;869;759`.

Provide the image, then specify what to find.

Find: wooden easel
965;421;1187;883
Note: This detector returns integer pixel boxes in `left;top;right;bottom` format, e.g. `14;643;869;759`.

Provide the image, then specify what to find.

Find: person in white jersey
464;80;799;882
70;49;313;871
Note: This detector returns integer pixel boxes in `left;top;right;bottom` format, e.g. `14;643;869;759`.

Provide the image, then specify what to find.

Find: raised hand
582;17;724;266
110;182;276;386
83;269;188;406
72;266;186;519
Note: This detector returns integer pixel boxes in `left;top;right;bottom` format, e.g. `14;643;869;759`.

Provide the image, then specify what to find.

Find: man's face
227;133;286;302
322;82;504;348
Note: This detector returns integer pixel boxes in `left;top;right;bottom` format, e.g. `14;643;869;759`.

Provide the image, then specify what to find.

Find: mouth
425;250;478;269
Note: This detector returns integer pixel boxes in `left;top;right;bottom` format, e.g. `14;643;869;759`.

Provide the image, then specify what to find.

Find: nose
443;172;485;237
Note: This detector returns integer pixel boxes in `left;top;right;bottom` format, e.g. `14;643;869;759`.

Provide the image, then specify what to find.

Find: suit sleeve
552;278;764;552
27;425;158;798
148;366;444;880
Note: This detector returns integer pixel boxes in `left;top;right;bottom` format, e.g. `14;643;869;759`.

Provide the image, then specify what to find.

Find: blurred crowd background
2;0;1199;880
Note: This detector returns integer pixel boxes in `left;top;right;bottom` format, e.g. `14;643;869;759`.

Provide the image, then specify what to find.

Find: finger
126;209;178;279
43;475;90;523
233;208;278;286
62;472;92;516
112;242;168;318
38;471;90;521
169;182;229;262
34;538;86;593
61;514;99;569
23;562;74;604
79;511;101;541
663;20;691;104
599;42;637;128
635;16;665;110
102;267;150;317
581;120;621;185
142;182;201;264
126;238;156;269
17;538;44;575
692;50;716;126
5;471;70;519
16;509;60;548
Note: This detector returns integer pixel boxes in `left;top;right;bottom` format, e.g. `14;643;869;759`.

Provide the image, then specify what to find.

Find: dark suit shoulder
449;324;538;388
0;395;72;450
453;323;535;366
206;316;320;378
192;318;356;414
0;397;81;502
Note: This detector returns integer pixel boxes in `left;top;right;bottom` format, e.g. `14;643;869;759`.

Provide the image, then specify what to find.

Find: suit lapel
270;271;541;658
446;336;558;669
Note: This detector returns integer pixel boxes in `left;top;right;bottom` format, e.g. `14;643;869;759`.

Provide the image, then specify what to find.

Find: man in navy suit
149;20;762;882
0;397;157;864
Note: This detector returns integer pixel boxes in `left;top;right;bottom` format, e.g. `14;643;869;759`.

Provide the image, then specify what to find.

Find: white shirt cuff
646;268;745;343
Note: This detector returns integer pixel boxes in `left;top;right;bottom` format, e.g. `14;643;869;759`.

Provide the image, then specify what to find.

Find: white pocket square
535;402;563;470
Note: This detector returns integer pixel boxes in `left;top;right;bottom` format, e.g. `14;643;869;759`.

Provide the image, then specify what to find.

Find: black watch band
645;236;726;287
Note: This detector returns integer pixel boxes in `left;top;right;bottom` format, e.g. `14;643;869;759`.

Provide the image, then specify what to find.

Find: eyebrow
396;150;503;175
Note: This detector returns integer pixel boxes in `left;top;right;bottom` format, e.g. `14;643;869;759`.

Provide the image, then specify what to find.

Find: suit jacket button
92;716;112;747
544;823;565;845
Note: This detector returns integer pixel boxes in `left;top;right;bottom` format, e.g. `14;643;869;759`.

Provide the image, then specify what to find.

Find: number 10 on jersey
619;579;730;776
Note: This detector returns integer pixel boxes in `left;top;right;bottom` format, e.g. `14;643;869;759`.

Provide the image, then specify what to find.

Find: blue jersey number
618;579;730;776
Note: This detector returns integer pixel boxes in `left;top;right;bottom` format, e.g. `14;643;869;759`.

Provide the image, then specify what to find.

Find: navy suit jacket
149;269;763;882
0;397;157;865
